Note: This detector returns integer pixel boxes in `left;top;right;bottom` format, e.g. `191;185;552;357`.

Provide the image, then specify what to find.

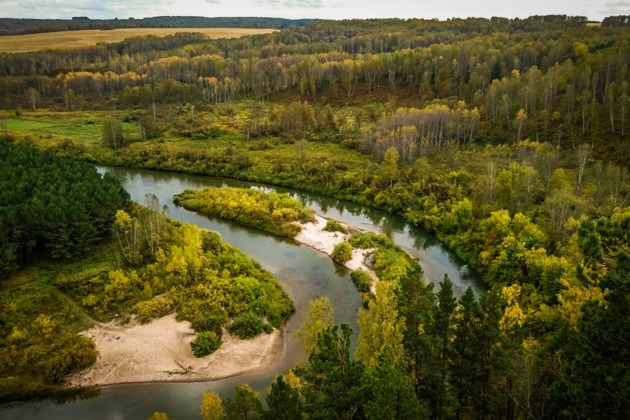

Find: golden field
0;27;277;53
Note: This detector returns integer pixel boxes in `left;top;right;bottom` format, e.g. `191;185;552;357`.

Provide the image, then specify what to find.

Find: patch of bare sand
66;313;282;387
295;215;378;290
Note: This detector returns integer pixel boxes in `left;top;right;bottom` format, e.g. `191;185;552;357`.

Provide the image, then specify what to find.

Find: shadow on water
0;165;482;420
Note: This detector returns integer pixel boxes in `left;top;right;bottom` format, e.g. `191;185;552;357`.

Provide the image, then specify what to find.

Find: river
0;166;481;420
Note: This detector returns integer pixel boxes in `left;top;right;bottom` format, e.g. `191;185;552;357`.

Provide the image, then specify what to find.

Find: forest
1;14;630;419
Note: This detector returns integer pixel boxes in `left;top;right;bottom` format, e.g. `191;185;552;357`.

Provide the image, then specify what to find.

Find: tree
297;324;367;419
201;392;224;420
396;265;435;396
114;209;142;264
365;354;427;419
26;87;40;110
223;384;262;420
263;375;303;420
550;252;630;418
471;291;509;418
382;147;400;187
575;143;590;196
430;274;457;419
147;413;171;420
102;115;125;149
296;297;334;355
356;281;406;367
514;109;526;143
450;287;480;419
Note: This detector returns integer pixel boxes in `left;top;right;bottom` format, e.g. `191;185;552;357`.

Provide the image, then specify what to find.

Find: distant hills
0;16;324;36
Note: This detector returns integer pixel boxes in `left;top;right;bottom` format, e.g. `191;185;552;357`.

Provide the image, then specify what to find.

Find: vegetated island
173;187;418;302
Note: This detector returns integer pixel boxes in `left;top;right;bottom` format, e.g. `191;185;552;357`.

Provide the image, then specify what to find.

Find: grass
0;28;277;53
4;113;137;145
0;106;370;175
4;119;55;130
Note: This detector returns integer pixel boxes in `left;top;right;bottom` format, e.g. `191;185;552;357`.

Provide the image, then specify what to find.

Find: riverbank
66;314;283;387
295;215;378;290
65;215;374;388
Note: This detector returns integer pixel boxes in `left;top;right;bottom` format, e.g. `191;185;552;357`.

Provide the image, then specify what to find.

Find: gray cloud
256;0;323;9
0;0;176;19
601;1;630;14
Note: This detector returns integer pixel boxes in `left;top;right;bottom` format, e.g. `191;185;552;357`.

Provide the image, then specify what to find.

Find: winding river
0;166;481;420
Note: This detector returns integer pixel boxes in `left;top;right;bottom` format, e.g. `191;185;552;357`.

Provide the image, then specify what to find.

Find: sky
0;0;628;22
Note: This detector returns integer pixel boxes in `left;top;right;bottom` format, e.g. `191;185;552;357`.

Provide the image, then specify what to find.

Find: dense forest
0;141;129;274
2;14;630;418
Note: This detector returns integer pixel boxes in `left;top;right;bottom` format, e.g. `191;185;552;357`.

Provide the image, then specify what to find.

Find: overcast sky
0;0;627;22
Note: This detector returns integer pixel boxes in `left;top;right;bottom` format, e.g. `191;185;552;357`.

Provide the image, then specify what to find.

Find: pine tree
263;375;302;420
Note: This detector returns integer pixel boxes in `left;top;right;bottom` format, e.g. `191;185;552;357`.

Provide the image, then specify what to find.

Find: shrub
350;269;372;293
132;296;175;323
191;311;228;335
191;331;221;357
227;311;264;339
323;219;348;234
348;231;378;248
332;242;353;263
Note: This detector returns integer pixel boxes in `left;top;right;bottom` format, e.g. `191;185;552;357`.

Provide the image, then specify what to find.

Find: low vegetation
331;242;353;263
174;187;315;238
350;269;371;292
323;219;348;234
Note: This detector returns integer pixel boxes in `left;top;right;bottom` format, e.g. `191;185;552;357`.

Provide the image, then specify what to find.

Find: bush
191;331;221;357
132;296;175;323
351;269;372;292
227;312;264;339
191;311;228;335
361;292;374;309
332;242;353;263
348;231;379;249
323;219;348;234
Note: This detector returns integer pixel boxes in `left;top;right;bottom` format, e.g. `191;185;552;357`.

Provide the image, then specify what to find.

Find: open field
0;28;277;53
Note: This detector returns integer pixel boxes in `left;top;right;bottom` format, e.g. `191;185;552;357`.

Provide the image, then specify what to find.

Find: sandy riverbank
295;215;378;291
66;214;373;388
66;313;283;387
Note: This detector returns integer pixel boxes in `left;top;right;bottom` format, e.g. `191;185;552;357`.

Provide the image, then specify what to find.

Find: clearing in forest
0;28;277;53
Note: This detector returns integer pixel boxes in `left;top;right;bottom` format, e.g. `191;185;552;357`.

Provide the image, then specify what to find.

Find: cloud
0;0;176;19
256;0;324;9
601;1;630;15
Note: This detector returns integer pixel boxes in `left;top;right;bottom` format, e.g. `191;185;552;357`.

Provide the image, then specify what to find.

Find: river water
0;166;481;420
